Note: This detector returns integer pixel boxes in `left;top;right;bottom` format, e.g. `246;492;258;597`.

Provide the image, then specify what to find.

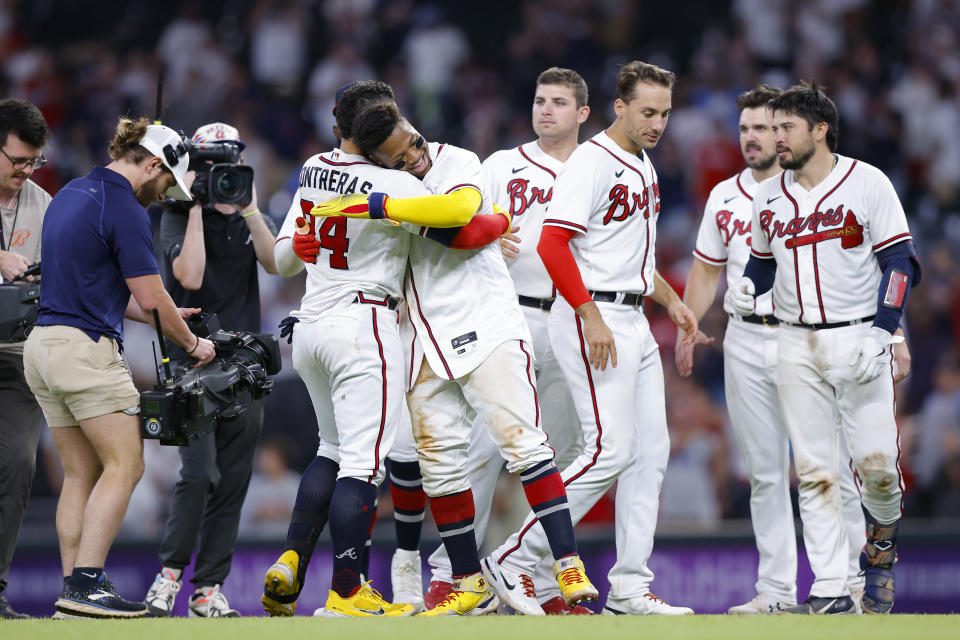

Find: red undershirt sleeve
537;225;591;309
449;210;511;249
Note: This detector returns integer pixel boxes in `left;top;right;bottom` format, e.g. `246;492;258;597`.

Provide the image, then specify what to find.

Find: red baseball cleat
424;580;454;610
541;596;594;615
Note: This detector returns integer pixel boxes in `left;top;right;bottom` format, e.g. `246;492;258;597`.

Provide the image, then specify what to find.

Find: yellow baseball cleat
318;582;414;618
554;555;599;606
262;550;301;616
417;572;499;616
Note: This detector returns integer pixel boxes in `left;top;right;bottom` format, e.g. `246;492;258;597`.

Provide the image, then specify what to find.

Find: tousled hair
616;61;675;102
769;81;840;152
335;81;395;140
107;117;153;163
0;98;49;149
736;84;782;113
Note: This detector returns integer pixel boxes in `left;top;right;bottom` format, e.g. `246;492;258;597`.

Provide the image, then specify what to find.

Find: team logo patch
883;270;909;308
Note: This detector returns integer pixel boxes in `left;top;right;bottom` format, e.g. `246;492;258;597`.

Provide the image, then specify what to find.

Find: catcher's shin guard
859;510;898;614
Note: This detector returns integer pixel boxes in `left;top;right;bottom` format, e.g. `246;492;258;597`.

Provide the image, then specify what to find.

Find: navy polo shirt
36;166;160;345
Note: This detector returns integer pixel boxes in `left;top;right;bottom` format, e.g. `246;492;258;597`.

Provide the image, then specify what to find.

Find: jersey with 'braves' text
276;149;428;317
482;141;563;299
406;142;531;380
543;130;661;295
694;168;773;315
750;154;912;324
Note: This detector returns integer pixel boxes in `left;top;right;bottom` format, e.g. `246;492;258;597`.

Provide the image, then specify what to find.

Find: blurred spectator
238;437;301;540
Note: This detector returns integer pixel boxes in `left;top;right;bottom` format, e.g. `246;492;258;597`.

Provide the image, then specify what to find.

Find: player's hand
0;250;31;281
726;277;756;316
499;224;520;260
293;217;321;263
668;301;699;345
188;336;216;367
178;307;201;319
310;192;389;220
891;329;910;382
849;326;893;384
674;329;714;377
577;302;617;371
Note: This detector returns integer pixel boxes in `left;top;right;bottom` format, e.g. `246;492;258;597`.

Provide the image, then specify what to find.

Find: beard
134;174;169;207
778;139;816;170
746;150;778;172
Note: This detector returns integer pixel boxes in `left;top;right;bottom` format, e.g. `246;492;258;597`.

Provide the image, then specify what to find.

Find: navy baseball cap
332;81;360;115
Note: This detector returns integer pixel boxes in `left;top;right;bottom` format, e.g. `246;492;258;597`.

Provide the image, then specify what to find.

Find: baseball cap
192;122;246;150
138;124;192;201
332;81;360;115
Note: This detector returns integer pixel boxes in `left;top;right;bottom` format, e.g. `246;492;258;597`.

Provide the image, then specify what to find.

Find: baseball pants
492;297;668;599
777;322;901;597
724;317;865;602
293;303;405;485
0;350;43;589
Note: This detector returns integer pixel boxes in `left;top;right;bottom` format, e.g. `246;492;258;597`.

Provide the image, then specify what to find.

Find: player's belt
739;313;779;326
353;293;400;310
590;291;644;307
780;314;875;330
517;295;554;311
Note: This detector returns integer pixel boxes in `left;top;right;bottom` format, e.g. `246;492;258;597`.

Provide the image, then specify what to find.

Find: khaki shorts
23;325;141;427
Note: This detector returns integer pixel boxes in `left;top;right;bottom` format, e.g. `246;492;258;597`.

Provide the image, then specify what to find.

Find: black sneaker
0;593;29;619
55;575;148;619
779;595;856;615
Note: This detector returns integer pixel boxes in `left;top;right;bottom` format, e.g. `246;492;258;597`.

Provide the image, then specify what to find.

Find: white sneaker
391;549;425;612
481;556;544;616
727;593;795;615
188;585;240;618
602;593;694;616
144;570;181;617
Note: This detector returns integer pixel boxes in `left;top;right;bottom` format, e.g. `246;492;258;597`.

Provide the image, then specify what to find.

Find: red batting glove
293;216;321;263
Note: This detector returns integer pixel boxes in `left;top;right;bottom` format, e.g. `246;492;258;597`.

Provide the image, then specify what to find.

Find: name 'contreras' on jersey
405;142;531;381
750;154;912;325
693;168;773;315
482;141;563;299
276;149;427;317
542;130;661;296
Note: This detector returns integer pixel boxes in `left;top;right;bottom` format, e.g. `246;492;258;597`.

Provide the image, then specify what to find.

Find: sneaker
553;555;598;607
602;593;694;616
55;575;147;619
417;572;499;616
861;568;895;615
319;582;414;617
727;593;794;615
482;556;543;615
851;588;864;615
263;550;301;617
541;595;594;615
144;570;181;617
391;549;425;612
779;595;856;615
424;579;453;610
0;593;29;620
189;585;240;617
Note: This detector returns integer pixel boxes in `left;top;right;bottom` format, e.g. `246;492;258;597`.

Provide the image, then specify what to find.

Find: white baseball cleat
602;593;694;616
391;549;425;612
727;593;795;615
481;556;544;615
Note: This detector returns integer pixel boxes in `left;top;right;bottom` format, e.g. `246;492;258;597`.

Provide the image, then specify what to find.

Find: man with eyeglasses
0;98;50;619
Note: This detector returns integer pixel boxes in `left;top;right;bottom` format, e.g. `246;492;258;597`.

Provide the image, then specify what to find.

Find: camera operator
22;117;215;619
143;122;277;618
0;98;50;620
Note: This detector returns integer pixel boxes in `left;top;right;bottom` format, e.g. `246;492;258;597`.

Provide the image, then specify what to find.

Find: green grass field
4;615;959;640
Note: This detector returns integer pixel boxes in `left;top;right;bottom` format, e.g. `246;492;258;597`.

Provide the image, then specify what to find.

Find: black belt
517;295;554;311
590;290;644;307
740;314;779;327
353;293;400;310
780;314;875;330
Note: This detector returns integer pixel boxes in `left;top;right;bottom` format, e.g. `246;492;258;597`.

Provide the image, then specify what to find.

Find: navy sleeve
873;240;920;333
743;254;777;294
108;194;160;278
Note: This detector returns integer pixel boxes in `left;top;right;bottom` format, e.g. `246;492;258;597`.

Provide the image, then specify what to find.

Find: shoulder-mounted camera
188;141;254;207
0;263;41;341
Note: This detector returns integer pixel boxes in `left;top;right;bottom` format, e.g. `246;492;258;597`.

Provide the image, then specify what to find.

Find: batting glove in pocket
849;326;893;384
725;277;756;316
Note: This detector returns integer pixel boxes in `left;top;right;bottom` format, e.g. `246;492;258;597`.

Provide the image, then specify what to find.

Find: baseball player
481;61;698;616
263;81;509;618
730;83;920;615
422;67;592;615
678;84;910;614
314;101;598;617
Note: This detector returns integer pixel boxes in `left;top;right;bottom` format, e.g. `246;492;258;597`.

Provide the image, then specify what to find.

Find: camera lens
214;170;242;201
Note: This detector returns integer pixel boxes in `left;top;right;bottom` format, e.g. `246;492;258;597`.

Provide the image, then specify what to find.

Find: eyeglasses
0;147;46;171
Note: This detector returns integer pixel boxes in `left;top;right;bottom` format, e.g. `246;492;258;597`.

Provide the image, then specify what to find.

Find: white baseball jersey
750;155;912;324
405;142;531;380
693;168;773;315
276;149;427;317
482;141;562;299
543;130;660;294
